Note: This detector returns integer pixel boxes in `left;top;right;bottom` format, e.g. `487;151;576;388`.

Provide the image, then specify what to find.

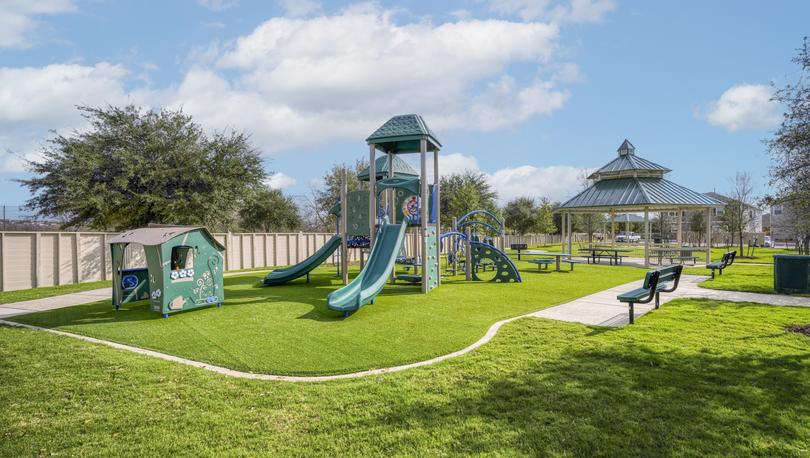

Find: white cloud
266;171;297;189
0;4;596;171
436;152;587;204
0;63;130;128
196;0;237;12
487;0;615;23
278;0;322;18
703;84;781;131
0;0;76;48
486;164;586;204
440;153;480;175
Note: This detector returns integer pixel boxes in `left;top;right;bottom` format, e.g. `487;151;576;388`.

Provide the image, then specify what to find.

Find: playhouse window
171;246;194;270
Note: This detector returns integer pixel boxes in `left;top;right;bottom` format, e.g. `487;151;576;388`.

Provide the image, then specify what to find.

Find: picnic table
648;247;698;265
528;252;576;271
578;247;633;265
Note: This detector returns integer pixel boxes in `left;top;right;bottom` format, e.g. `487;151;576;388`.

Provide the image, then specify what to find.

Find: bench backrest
642;269;662;290
725;251;736;266
656;264;683;292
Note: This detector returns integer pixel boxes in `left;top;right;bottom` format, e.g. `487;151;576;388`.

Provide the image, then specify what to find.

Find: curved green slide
327;222;407;314
263;235;341;285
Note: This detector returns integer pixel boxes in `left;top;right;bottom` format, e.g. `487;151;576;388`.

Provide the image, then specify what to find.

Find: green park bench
706;250;736;279
616;265;684;324
528;259;554;270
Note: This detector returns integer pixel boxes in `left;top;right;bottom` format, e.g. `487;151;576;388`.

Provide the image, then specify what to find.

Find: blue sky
0;0;807;209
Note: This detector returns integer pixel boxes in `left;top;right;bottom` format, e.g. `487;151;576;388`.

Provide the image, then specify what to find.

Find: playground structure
261;114;443;316
109;226;225;318
441;210;521;283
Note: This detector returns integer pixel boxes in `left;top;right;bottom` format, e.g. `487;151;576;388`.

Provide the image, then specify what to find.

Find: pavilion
558;140;723;267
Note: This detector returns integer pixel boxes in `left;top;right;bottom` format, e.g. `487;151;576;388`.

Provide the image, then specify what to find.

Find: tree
20;105;265;231
689;210;706;247
503;197;537;235
727;172;756;256
766;37;810;254
535;198;557;235
440;171;498;227
239;186;302;232
308;160;368;231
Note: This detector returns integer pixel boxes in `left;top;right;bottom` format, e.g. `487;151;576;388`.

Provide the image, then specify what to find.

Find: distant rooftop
357;156;418;181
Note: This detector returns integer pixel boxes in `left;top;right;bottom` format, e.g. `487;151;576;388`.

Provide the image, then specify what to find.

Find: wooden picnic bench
706;250;736;279
616;265;684;324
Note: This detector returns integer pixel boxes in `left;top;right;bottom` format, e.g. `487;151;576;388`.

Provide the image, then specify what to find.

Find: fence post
0;233;5;291
34;232;41;288
102;233;108;281
74;232;82;284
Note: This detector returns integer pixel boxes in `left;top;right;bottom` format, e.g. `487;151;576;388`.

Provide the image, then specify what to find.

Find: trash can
774;255;810;294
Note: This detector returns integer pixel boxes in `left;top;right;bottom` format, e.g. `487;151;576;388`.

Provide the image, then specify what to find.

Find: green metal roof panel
366;114;441;152
357;156;418;181
559;177;723;210
588;139;671;180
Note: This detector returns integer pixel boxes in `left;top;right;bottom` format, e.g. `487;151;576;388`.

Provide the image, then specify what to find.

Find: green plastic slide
327;222;407;314
263;235;341;286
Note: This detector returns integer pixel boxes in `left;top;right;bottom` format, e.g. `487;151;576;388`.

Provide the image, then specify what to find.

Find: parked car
764;236;773;248
615;231;641;243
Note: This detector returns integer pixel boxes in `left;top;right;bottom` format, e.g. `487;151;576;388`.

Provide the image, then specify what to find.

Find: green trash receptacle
774;254;810;294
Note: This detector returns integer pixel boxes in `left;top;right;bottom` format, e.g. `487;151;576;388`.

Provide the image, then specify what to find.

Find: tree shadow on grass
361;342;810;456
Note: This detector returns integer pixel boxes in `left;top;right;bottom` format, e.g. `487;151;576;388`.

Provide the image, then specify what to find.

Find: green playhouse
109;225;226;318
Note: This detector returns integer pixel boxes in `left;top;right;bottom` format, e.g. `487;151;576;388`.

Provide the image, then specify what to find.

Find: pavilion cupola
587;139;671;182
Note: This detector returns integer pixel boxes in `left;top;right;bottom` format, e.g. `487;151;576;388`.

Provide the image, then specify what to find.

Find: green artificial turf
10;261;642;376
0;280;112;305
2;298;810;456
684;264;777;294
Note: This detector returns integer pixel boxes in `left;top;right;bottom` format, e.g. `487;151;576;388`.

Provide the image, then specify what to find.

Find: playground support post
388;151;395;224
465;227;472;281
369;143;376;247
434;148;440;286
420;138;428;293
341;170;349;285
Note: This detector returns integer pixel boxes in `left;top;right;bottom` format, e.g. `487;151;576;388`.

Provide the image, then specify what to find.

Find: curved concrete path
1;275;808;382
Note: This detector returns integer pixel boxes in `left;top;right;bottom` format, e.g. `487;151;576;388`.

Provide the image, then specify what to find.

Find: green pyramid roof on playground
357;156;418;181
366;114;442;153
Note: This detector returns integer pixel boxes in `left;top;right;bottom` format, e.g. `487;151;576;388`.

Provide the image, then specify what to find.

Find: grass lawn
2;298;810;456
8;260;643;376
684;264;777;294
0;280;111;305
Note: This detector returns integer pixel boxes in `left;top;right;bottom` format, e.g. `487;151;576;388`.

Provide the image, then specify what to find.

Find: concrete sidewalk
0;288;112;319
532;275;810;327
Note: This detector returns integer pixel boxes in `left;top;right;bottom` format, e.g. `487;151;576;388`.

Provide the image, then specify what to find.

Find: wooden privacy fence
0;231;348;292
0;231;563;292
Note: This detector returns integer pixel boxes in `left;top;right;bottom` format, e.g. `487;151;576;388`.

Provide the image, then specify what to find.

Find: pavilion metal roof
588;139;671;181
559;177;723;211
366;114;441;153
357;156;418;181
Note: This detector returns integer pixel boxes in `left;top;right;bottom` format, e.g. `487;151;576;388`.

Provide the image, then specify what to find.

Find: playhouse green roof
108;226;225;250
366;114;441;153
357;156;418;181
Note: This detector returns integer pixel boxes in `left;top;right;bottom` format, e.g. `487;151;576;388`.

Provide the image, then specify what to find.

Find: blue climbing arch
469;241;522;283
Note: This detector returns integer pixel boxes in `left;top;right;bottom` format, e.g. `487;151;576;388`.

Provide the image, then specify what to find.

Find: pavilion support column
567;212;573;254
420;139;428;294
560;213;565;252
677;208;683;246
644;208;650;268
706;208;712;263
369;144;377;247
610;210;616;247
